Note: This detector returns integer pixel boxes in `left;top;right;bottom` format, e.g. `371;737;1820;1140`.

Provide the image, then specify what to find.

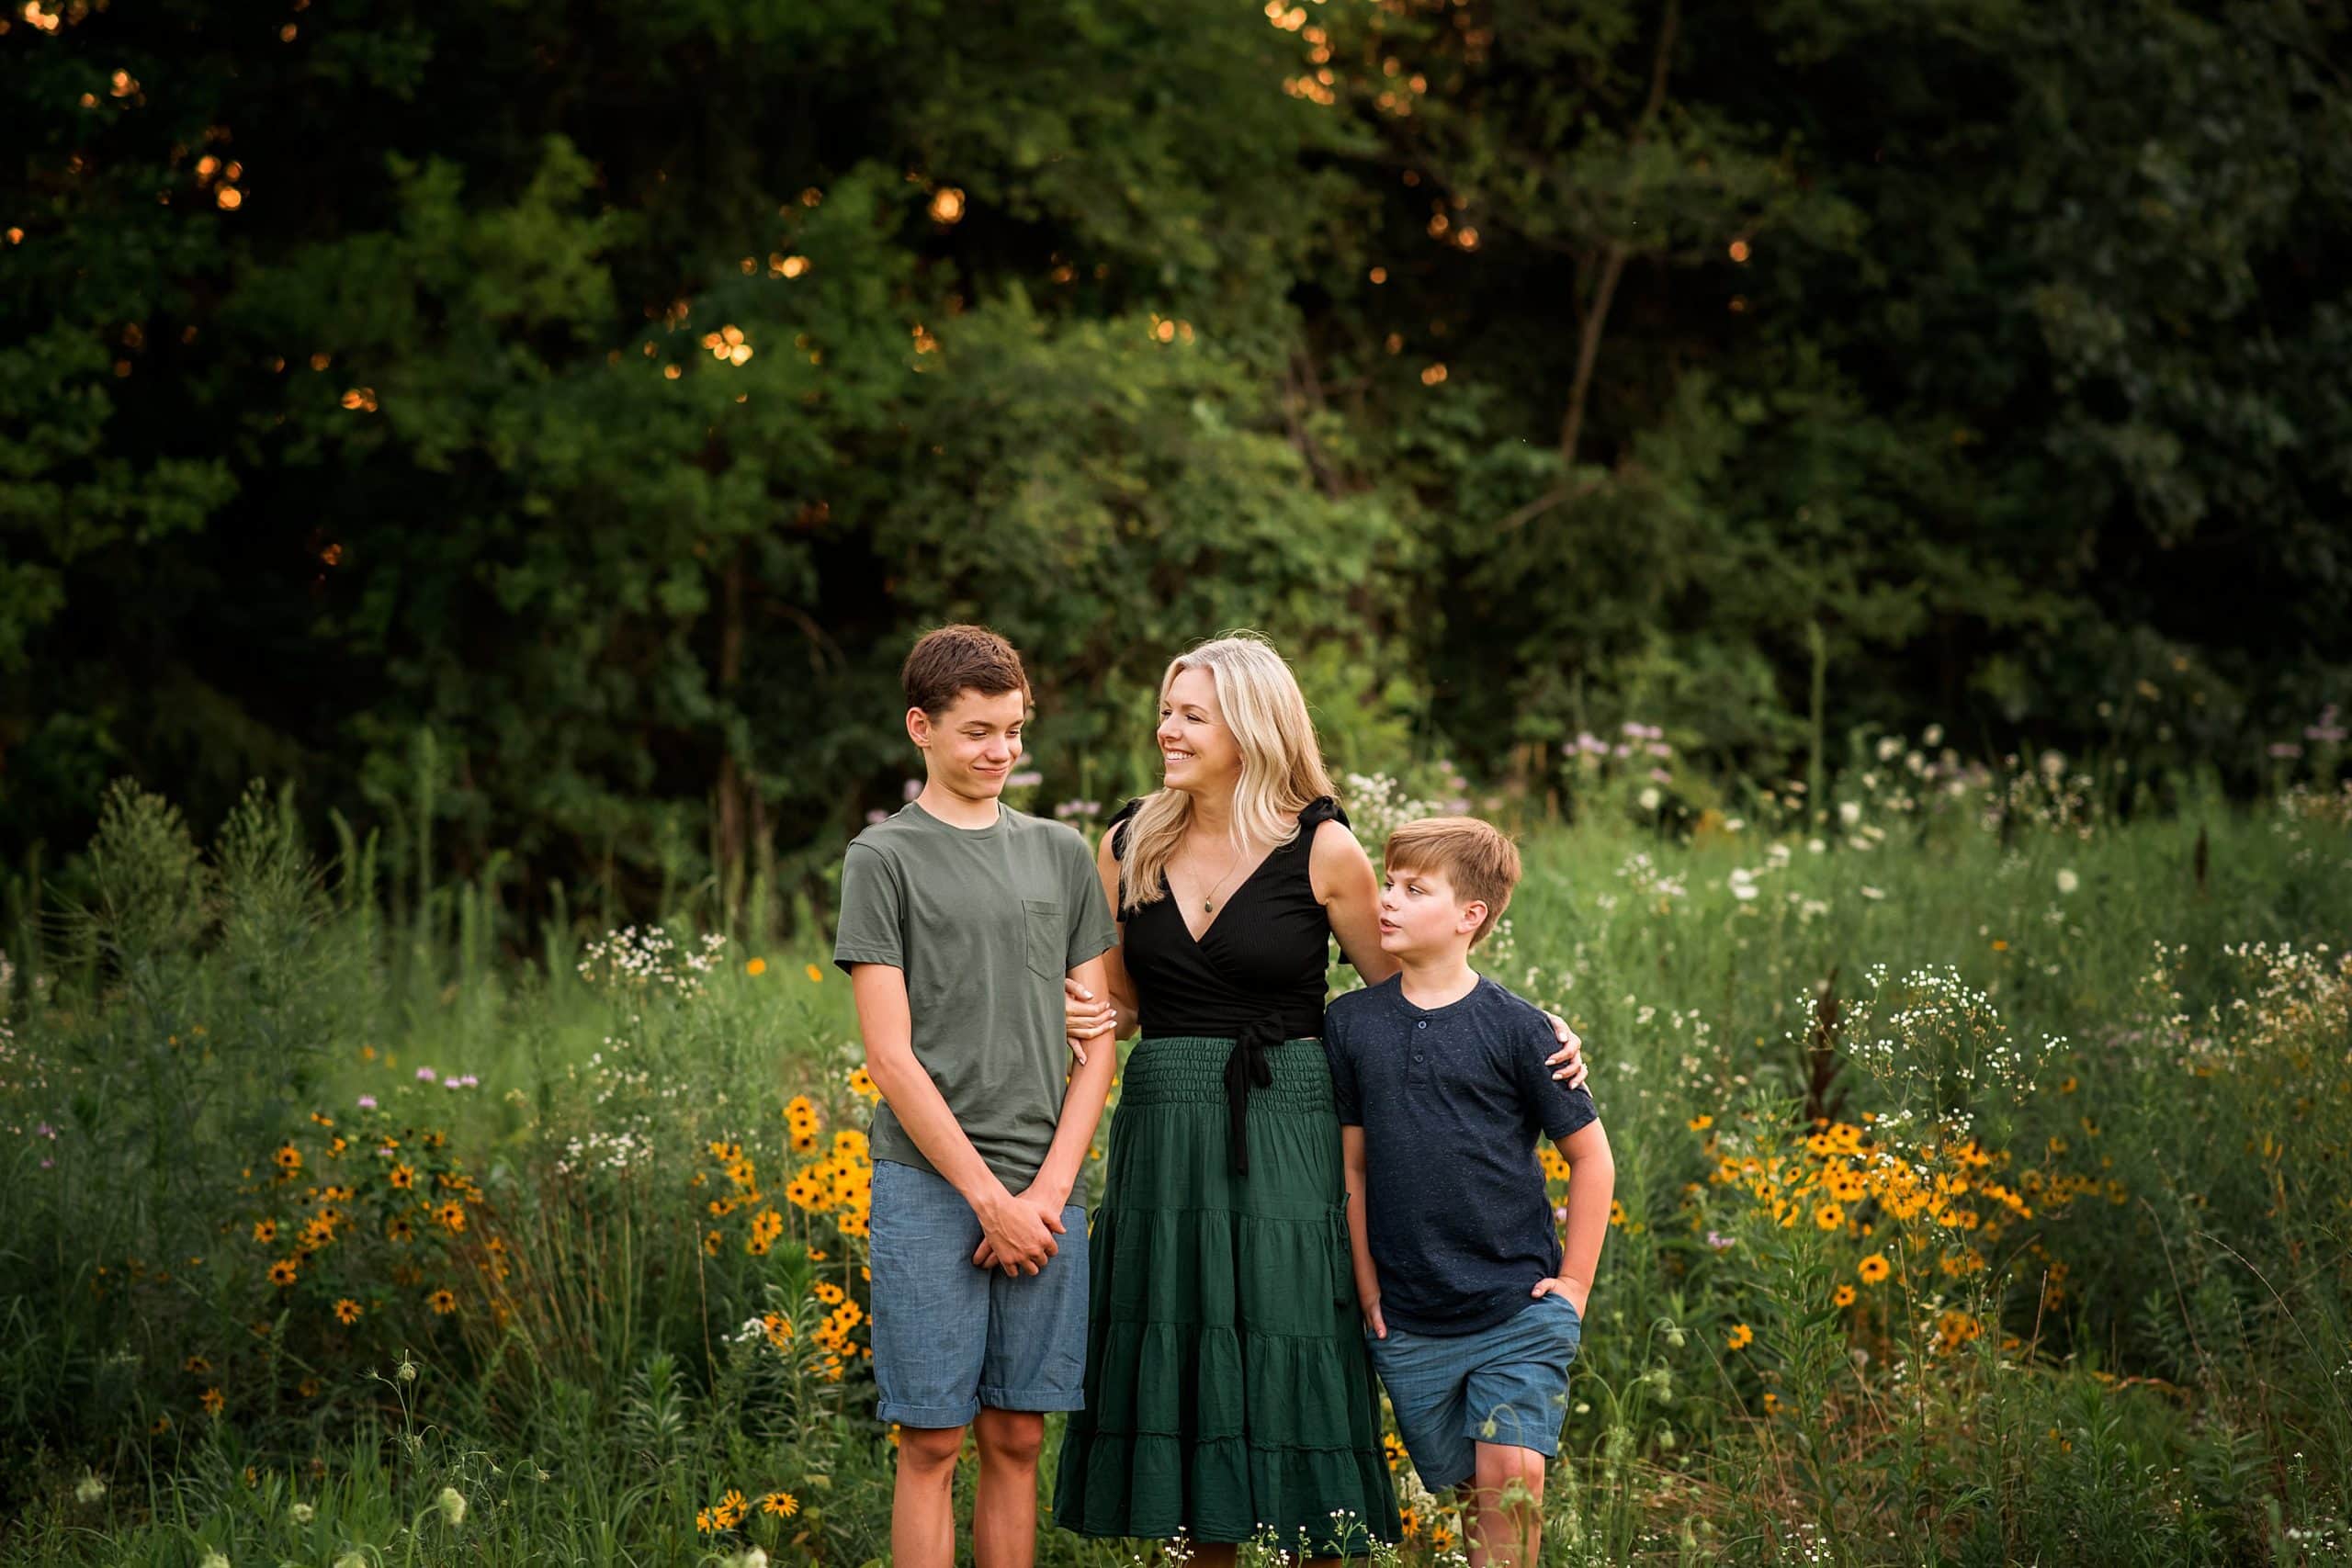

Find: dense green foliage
4;770;2348;1563
6;0;2350;920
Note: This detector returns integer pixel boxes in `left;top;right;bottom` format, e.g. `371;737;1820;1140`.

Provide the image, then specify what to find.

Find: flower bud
436;1486;467;1528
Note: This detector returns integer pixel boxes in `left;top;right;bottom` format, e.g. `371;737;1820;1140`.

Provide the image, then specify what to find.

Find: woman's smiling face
1158;666;1241;795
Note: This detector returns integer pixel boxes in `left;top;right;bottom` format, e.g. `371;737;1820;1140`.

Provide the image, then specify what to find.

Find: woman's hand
1544;1012;1589;1089
1064;976;1118;1066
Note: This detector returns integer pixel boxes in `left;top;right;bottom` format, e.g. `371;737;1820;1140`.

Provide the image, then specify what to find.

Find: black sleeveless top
1108;795;1348;1042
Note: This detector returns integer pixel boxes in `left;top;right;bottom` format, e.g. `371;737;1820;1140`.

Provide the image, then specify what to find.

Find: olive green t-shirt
832;801;1119;1189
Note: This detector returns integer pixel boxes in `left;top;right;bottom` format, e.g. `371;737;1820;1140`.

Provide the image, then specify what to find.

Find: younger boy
1325;818;1614;1568
834;625;1120;1568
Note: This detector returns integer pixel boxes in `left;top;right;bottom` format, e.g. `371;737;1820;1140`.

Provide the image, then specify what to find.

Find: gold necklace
1193;835;1250;914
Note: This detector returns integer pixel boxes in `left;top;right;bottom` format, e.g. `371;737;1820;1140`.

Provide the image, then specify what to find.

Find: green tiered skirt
1052;1034;1400;1553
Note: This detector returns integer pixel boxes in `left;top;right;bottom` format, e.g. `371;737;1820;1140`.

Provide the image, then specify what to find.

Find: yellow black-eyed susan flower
389;1164;414;1190
761;1490;798;1517
333;1298;362;1325
1726;1323;1754;1350
1859;1254;1891;1283
274;1145;302;1174
1833;1284;1857;1308
268;1258;300;1287
252;1218;277;1244
426;1289;458;1315
199;1387;223;1416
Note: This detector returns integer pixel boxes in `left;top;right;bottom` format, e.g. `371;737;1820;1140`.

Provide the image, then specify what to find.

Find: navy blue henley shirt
1324;972;1600;1337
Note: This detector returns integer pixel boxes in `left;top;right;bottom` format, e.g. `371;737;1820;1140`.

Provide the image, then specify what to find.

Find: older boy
834;625;1120;1568
1325;818;1614;1568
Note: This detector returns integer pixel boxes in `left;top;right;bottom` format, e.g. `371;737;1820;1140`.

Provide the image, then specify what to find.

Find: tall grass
2;750;2347;1566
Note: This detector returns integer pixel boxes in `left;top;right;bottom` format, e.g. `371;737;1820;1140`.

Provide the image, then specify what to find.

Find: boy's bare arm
1014;953;1116;1212
1341;1126;1387;1337
1064;831;1140;1055
1535;1119;1614;1315
850;963;1061;1275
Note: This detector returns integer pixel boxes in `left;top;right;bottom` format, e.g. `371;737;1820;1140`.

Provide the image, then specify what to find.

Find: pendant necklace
1196;837;1248;914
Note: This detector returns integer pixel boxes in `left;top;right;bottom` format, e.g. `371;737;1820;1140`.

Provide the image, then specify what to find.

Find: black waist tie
1222;1015;1288;1177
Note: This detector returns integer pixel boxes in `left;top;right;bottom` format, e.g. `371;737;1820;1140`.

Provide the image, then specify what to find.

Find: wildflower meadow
3;736;2347;1567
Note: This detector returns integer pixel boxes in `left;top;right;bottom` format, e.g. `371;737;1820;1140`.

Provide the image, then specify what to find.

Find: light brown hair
901;625;1030;716
1384;816;1521;945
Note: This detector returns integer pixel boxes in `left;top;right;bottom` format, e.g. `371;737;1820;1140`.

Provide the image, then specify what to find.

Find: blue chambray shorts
868;1158;1091;1428
1367;1292;1582;1491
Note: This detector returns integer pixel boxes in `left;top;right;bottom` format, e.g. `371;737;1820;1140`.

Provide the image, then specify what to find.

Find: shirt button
1416;1021;1427;1030
1413;1054;1423;1064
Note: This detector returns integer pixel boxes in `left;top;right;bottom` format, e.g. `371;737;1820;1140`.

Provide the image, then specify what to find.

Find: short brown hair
901;625;1031;716
1384;816;1522;945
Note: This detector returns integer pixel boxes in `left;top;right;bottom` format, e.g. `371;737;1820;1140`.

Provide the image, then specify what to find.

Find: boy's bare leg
1462;1443;1546;1568
972;1407;1045;1568
893;1423;968;1568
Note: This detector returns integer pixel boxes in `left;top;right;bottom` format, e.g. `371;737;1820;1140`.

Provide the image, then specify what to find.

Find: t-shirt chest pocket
1023;898;1062;980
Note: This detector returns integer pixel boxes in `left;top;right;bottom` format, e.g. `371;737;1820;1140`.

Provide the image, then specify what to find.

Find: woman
1048;633;1587;1562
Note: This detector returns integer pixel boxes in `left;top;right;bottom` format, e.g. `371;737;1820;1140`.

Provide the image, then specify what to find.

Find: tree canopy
6;0;2347;915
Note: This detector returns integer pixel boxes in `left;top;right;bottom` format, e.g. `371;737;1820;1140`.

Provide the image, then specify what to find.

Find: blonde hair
1384;817;1522;945
1120;632;1339;911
